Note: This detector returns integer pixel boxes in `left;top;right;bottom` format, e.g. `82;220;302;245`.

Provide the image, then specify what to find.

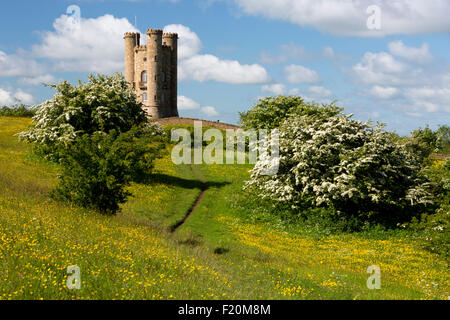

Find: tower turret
124;32;140;85
162;32;179;117
146;29;163;118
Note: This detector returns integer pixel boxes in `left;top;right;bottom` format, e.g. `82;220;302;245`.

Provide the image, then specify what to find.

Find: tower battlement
124;28;179;119
162;33;178;38
124;32;140;38
147;28;163;34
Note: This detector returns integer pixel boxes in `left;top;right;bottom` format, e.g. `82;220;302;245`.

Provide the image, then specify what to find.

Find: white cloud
234;0;450;37
32;14;138;72
261;83;286;95
18;74;56;86
308;86;332;97
178;95;201;110
388;41;434;65
350;44;450;114
351;52;412;85
29;15;268;85
0;50;44;77
0;88;35;105
163;24;202;59
284;64;320;84
201;106;219;116
0;89;13;105
177;95;219;117
369;85;399;99
165;24;269;84
179;54;270;84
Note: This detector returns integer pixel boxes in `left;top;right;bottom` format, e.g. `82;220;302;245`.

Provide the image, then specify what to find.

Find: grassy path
170;164;208;232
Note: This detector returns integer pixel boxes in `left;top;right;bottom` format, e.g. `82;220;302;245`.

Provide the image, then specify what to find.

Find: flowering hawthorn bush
247;112;433;222
19;73;147;158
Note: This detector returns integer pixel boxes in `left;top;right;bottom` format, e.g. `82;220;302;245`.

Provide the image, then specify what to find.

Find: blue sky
0;0;449;134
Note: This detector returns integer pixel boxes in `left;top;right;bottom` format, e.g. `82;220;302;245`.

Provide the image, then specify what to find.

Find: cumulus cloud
234;0;450;37
308;86;332;98
178;95;201;110
0;50;44;77
32;14;138;72
18;74;57;86
163;24;202;59
261;83;287;95
351;52;412;86
178;95;219;116
27;15;268;86
201;106;219;116
179;54;270;84
388;41;434;65
369;85;399;99
350;43;450;114
0;88;35;105
163;24;269;84
284;64;320;84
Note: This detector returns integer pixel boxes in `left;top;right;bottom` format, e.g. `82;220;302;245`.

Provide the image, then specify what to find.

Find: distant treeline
0;104;36;117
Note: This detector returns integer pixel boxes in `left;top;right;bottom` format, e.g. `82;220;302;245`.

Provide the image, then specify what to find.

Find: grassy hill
0;117;448;300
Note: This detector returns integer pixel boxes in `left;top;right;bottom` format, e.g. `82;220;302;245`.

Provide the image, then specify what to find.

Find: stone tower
124;29;179;119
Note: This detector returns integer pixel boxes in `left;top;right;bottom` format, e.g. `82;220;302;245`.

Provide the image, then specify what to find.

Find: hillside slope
0;117;448;299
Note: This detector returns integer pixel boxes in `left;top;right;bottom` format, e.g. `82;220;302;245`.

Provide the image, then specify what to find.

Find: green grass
0;116;448;300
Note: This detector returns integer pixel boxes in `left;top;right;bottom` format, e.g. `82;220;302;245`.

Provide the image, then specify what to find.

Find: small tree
20;73;147;159
54;126;164;214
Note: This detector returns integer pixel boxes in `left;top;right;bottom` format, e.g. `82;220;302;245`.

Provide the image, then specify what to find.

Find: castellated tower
124;29;179;119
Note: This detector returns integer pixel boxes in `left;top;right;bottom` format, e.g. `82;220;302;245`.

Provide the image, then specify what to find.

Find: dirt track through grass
170;164;208;232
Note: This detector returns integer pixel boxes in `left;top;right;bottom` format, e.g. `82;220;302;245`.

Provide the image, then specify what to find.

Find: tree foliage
239;95;342;130
0;104;35;117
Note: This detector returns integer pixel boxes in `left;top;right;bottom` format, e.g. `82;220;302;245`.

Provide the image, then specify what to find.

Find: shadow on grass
138;173;229;191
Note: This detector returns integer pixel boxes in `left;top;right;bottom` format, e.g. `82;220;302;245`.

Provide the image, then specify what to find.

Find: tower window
161;93;165;103
143;57;147;62
141;71;147;82
154;95;157;101
162;72;166;82
142;93;148;101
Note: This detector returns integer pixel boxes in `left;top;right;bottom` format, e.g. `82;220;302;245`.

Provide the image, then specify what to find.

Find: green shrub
0;104;35;117
239;95;342;130
53;126;164;214
19;73;147;159
409;159;450;259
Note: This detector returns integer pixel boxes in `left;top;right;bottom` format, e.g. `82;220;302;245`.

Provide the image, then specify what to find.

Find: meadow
0;116;448;299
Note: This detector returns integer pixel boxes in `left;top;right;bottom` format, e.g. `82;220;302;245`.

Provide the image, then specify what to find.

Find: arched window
141;71;147;83
162;72;166;82
142;92;147;102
